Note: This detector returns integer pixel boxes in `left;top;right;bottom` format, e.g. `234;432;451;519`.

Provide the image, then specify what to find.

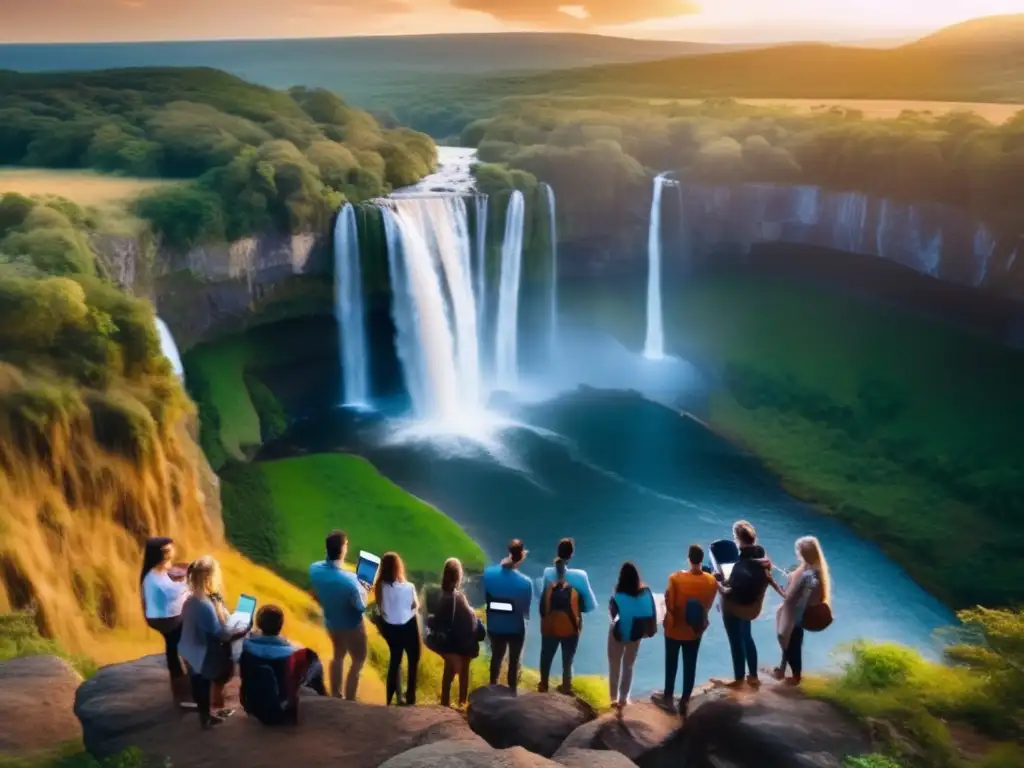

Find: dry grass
0;169;174;206
648;97;1024;122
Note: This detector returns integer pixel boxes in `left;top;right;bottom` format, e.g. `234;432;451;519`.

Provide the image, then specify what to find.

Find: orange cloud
450;0;699;27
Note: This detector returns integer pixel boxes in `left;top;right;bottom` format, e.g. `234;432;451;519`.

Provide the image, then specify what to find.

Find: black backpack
727;558;768;605
242;662;291;726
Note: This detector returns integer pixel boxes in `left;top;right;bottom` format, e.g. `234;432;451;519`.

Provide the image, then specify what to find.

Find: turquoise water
280;385;954;695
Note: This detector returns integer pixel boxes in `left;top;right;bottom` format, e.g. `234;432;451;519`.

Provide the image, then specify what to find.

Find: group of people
140;520;831;729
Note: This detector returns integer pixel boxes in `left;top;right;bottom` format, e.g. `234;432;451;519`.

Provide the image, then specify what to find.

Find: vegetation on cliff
0;68;437;248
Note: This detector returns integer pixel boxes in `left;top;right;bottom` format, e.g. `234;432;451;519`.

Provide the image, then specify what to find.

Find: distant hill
0;33;753;107
484;15;1024;105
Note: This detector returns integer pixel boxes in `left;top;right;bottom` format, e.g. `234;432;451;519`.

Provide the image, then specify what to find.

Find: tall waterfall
542;183;558;357
381;197;481;423
155;317;184;380
334;204;369;406
644;174;670;360
495;191;525;391
474;194;488;337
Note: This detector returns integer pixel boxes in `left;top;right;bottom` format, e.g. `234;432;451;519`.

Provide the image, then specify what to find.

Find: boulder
380;741;559;767
467;685;596;758
555;703;678;762
553;748;639;768
0;655;82;755
76;655;483;768
637;684;873;768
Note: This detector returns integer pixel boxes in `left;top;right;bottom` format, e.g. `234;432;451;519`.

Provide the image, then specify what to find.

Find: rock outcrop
0;655;82;755
75;656;482;768
379;741;559;767
555;702;678;763
467;686;596;758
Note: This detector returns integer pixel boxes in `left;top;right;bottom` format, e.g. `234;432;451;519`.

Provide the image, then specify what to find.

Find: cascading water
495;190;525;391
644;173;670;360
380;197;482;425
542;183;558;357
155;317;184;380
474;194;489;338
334;204;370;407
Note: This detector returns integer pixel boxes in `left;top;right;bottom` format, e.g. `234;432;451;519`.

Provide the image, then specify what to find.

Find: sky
1;0;1022;44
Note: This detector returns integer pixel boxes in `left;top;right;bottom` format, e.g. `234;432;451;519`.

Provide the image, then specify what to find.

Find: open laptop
229;594;257;628
356;551;381;590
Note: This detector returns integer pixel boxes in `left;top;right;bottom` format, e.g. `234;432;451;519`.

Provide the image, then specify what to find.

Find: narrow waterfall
495;190;525;391
155;317;184;380
644;174;669;360
380;197;481;423
474;194;489;338
542;183;558;357
334;204;370;406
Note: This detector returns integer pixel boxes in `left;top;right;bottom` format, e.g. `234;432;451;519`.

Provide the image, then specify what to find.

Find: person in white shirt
140;537;192;708
373;552;420;706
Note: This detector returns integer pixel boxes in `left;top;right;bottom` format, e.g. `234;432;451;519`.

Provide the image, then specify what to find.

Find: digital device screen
488;601;514;612
720;563;735;581
235;595;256;617
356;551;380;586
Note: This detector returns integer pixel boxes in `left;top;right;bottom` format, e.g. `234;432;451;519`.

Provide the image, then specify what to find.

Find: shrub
0;611;97;679
244;374;287;443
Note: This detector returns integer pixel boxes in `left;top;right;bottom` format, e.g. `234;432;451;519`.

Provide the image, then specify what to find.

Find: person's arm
351;579;367;615
608;595;619;620
410;583;420;612
581;573;598;613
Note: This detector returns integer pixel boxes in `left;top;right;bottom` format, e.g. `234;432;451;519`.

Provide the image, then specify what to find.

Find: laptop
229;594;257;628
356;551;381;589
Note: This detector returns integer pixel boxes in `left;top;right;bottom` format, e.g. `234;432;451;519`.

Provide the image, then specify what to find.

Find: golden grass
0;169;175;206
648;97;1024;122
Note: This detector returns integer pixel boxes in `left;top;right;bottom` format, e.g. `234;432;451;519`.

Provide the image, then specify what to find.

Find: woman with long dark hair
140;537;192;708
426;558;483;708
607;561;656;713
374;552;421;706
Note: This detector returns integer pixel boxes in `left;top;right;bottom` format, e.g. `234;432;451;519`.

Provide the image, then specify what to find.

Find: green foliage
0;744;159;768
0;197;97;277
134;185;225;250
0;611;97;679
219;460;282;568
244;374;287;443
845;756;905;768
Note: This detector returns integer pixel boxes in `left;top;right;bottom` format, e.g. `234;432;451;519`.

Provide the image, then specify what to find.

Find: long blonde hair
187;555;228;622
795;536;831;603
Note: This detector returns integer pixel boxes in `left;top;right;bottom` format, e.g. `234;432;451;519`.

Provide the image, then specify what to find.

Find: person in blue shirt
539;538;598;693
482;539;533;693
308;530;366;701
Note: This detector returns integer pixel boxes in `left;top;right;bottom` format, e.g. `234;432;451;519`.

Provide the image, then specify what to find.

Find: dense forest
0;68;436;249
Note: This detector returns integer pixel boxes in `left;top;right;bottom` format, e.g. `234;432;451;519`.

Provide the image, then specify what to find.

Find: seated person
239;605;327;725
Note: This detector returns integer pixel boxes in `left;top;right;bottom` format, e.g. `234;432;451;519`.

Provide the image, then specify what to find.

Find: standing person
719;521;778;688
773;536;831;686
308;530;367;701
539;539;596;694
426;558;484;709
607;562;657;714
374;552;421;706
140;537;193;708
179;556;247;729
482;539;533;693
655;544;719;717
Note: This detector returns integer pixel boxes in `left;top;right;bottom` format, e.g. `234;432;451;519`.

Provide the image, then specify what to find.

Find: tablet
230;594;257;627
356;551;381;587
487;601;514;613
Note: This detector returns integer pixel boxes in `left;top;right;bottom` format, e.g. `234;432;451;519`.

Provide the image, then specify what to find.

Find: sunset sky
1;0;1021;43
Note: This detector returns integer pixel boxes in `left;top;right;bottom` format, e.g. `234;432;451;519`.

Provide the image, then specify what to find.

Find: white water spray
155;317;184;380
644;174;670;360
542;183;558;357
474;194;489;338
495;190;525;391
334;204;370;406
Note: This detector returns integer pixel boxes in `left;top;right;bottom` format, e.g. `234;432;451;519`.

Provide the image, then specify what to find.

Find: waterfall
474;194;488;338
644;174;670;360
155;317;184;380
334;204;369;407
495;190;525;391
380;197;481;423
542;183;559;357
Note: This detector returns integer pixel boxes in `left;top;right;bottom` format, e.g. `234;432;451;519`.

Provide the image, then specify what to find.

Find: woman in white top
140;537;191;708
373;552;420;706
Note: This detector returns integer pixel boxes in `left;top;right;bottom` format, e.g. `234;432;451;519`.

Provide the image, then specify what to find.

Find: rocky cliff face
92;231;333;350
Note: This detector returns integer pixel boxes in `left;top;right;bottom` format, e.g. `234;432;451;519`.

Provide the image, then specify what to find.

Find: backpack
726;558;768;606
541;581;581;638
684;598;708;635
611;590;658;642
241;661;291;726
802;602;833;632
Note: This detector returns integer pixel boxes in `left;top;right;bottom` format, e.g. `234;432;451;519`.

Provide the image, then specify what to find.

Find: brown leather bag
802;602;833;632
723;583;768;622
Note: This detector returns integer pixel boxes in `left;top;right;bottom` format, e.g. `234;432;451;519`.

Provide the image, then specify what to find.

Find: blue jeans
539;635;579;692
722;611;758;681
664;636;702;703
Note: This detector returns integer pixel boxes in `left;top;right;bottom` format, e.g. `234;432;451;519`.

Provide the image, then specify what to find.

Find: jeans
664;636;702;702
489;632;525;692
147;616;185;679
381;618;421;705
722;611;758;681
782;626;804;678
607;630;640;704
328;625;367;701
539;635;579;692
190;672;212;724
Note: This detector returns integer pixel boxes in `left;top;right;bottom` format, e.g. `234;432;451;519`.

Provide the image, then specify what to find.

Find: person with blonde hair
374;552;421;706
425;558;484;708
773;536;831;685
179;555;248;728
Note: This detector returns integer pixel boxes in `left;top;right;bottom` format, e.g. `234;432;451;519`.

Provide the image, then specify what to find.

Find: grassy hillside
566;273;1024;608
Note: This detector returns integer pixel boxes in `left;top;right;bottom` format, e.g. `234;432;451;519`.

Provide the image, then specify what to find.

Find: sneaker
201;714;226;730
650;691;675;711
214;708;235;719
746;675;761;688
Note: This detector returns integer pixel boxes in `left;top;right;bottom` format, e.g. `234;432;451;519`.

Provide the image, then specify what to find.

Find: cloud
451;0;699;27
